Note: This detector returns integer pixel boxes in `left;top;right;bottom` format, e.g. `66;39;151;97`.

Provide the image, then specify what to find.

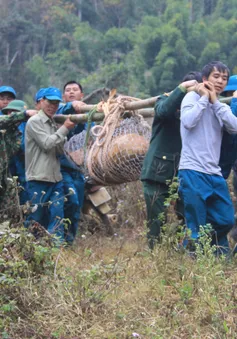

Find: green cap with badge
2;100;28;114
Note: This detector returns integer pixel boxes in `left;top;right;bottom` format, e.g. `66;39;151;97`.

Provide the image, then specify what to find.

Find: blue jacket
219;98;237;179
56;103;88;171
9;122;26;182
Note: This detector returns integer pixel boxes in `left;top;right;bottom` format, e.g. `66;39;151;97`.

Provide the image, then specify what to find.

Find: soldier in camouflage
3;100;30;205
0;108;37;222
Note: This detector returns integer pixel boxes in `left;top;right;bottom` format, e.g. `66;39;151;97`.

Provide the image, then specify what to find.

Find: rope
83;106;97;168
63;91;151;185
86;92;144;184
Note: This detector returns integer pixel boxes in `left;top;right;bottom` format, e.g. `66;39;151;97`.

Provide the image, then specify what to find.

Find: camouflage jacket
0;112;27;201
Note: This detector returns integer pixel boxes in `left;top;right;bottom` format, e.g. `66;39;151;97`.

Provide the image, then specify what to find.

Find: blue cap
35;88;46;102
223;75;237;92
0;86;16;97
43;87;62;101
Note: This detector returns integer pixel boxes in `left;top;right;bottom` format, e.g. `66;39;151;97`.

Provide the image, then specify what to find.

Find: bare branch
83;87;123;104
9;51;19;69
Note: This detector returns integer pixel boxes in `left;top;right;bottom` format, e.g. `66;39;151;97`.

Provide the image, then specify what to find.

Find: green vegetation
1;0;237;101
1;2;237;337
1;182;237;338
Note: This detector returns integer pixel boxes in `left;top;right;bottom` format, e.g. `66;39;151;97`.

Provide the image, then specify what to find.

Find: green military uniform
0;112;27;220
141;86;187;248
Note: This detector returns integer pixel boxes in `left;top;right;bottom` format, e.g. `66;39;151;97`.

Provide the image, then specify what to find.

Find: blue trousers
26;180;64;240
62;169;85;243
178;169;234;250
18;178;29;205
233;166;237;195
9;156;28;205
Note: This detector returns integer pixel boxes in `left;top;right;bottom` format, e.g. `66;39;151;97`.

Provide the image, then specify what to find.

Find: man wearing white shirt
179;61;237;253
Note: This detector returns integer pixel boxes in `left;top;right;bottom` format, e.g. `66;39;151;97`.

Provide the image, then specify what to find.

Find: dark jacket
219;98;237;179
141;86;186;184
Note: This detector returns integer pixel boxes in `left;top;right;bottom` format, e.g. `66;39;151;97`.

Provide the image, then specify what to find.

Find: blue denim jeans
61;169;85;243
26;180;64;241
178;169;234;252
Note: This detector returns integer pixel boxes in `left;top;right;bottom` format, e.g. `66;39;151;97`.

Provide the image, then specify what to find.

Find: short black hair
182;71;202;83
63;81;83;93
0;92;16;98
202;61;230;80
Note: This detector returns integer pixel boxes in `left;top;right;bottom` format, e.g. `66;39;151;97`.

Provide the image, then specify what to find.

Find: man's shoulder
185;91;199;98
28;110;46;122
27;113;45;129
28;114;40;123
157;86;186;103
159;92;170;99
182;91;199;103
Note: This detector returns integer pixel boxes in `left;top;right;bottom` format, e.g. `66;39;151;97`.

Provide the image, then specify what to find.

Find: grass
1;182;237;339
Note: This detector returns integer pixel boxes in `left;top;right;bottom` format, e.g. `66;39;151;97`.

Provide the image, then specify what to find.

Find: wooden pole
53;108;155;124
53;96;233;124
54;112;106;124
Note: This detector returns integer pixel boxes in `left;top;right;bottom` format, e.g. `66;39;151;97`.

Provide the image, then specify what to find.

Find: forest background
0;0;237;105
2;2;237;338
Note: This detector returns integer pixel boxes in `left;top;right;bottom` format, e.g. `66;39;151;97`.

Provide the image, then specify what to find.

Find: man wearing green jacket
141;72;201;249
0;108;36;220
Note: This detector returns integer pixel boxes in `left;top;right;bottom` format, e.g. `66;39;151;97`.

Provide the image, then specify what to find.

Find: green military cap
2;100;28;114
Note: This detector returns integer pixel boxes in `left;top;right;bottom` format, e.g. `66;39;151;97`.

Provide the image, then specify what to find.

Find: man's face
5;109;18;116
41;99;60;118
0;92;15;110
204;67;229;95
63;84;83;102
